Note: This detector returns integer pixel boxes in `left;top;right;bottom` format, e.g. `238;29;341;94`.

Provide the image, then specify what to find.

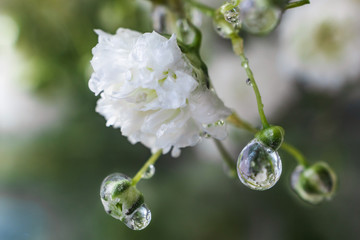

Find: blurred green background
1;0;359;239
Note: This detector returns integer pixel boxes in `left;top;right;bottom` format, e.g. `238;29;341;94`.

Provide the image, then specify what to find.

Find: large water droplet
100;173;131;218
291;162;336;204
237;139;282;190
123;203;152;230
239;0;281;34
142;165;155;179
100;173;151;230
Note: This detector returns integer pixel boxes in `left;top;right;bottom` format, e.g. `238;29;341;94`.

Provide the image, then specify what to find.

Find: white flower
278;0;360;90
89;28;231;157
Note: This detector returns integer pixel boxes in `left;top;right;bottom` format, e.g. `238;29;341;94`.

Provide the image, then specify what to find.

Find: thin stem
131;150;162;186
281;143;308;167
227;112;257;133
285;0;310;10
227;112;309;166
213;139;237;178
230;36;270;129
239;54;269;128
185;0;216;17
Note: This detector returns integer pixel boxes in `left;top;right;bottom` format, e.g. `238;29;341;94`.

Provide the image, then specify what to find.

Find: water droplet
237;139;282;190
142;165;155;179
239;0;281;34
224;7;241;24
215;119;225;126
122;203;151;230
246;78;252;86
200;131;211;138
100;173;152;230
100;173;132;219
291;162;336;204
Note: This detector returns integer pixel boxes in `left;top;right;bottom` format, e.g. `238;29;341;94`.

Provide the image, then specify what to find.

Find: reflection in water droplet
246;78;252;86
123;203;152;230
142;165;155;179
237;139;282;190
215;119;225;126
224;7;241;24
99;173;152;230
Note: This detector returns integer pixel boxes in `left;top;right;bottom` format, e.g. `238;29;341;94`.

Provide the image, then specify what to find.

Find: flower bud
291;162;337;204
100;173;151;230
255;125;285;150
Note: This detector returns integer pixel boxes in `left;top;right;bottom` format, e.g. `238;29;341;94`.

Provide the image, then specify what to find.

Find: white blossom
89;28;231;157
278;0;360;90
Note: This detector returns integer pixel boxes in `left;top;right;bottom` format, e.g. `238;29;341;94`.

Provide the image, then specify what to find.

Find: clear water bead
239;0;281;34
246;78;252;86
237;139;282;190
224;7;241;24
100;173;152;230
123;203;152;230
100;173;131;218
142;165;155;179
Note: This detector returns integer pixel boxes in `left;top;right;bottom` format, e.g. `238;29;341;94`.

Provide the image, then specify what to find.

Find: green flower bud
291;162;337;204
255;125;285;150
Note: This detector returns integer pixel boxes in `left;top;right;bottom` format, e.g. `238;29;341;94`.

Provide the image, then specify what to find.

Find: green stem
285;0;310;10
227;112;309;166
239;54;269;128
281;143;308;167
185;0;216;17
213;139;237;178
227;112;257;133
131;150;162;186
230;36;270;129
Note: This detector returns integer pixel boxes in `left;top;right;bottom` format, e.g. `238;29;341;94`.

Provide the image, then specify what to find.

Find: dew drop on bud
142;165;155;179
100;173;131;218
237;139;282;190
122;203;152;230
100;173;152;230
291;162;336;204
224;7;241;24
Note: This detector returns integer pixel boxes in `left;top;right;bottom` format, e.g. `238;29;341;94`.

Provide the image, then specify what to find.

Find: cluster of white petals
279;0;360;90
89;28;231;157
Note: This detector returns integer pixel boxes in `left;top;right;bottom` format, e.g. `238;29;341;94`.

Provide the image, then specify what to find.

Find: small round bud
237;139;282;190
255;125;285;150
291;162;337;204
100;173;152;230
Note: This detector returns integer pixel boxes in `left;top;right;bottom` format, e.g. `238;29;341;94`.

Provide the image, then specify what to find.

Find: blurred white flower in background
278;0;360;90
0;13;62;137
90;28;231;157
